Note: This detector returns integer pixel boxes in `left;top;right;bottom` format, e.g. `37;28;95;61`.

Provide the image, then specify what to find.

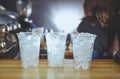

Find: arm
111;34;120;63
111;34;119;52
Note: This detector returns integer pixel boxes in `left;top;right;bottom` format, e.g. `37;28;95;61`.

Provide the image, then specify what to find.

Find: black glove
113;51;120;63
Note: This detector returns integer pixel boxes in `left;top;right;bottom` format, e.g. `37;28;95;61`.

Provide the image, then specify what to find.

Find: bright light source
53;10;81;33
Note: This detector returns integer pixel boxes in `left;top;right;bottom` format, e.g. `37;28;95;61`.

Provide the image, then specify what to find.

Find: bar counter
0;59;120;79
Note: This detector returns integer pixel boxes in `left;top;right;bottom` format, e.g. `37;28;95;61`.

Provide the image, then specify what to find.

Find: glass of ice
71;32;96;70
17;32;42;69
45;32;67;67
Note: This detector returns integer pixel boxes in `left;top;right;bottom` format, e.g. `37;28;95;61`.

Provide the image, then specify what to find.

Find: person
77;0;114;59
109;0;120;63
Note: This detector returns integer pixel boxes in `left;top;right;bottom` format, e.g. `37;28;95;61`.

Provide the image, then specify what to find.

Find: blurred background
0;0;84;33
0;0;120;59
0;0;120;33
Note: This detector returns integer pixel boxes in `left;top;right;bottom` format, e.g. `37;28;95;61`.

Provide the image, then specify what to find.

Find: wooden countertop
0;59;120;79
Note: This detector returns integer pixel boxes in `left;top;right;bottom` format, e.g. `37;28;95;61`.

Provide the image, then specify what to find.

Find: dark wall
0;0;17;12
31;0;84;32
111;0;120;14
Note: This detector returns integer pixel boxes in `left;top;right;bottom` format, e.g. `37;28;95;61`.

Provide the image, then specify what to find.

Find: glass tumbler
71;32;96;70
17;32;42;69
45;32;67;67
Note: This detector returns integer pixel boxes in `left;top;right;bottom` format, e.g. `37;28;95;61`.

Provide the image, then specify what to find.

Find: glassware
17;32;42;69
71;32;96;70
45;32;67;67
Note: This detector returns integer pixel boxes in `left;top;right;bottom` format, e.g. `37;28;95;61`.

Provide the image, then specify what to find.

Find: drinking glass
45;32;67;67
71;32;96;70
17;32;42;69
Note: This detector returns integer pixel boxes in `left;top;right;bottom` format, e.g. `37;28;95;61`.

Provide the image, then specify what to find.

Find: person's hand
113;51;120;63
